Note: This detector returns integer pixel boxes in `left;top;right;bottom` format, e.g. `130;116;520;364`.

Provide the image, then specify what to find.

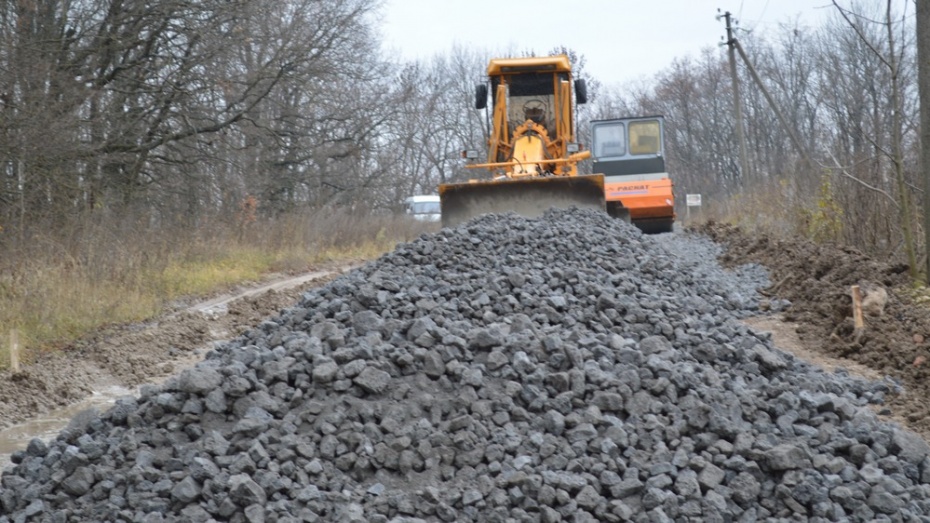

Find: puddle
0;385;135;471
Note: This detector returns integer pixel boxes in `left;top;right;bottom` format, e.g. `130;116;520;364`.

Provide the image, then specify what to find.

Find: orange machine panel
605;177;675;219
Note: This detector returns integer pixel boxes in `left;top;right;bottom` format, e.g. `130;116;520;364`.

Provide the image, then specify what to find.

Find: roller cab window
629;120;662;155
593;121;626;159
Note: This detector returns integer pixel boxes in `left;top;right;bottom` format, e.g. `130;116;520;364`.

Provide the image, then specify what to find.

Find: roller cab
592;116;676;234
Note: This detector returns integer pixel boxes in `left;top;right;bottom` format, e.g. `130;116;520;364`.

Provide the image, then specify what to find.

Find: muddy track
0;262;360;433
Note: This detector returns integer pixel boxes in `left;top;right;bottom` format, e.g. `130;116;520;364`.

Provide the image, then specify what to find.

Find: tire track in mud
0;265;358;469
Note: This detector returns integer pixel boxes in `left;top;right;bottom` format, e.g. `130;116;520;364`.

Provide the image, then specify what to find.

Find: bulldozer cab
490;72;562;139
476;56;588;173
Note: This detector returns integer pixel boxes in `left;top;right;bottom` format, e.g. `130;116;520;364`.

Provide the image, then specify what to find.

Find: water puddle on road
0;384;135;472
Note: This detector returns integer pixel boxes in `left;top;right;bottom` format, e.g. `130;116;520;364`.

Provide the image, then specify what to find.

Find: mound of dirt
696;222;930;438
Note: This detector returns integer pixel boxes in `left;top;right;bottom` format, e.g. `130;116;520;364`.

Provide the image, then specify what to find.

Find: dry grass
688;172;859;247
687;172;920;278
0;209;433;368
690;177;811;237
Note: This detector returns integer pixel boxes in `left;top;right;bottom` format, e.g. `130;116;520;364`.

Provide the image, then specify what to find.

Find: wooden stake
10;329;19;373
851;285;865;330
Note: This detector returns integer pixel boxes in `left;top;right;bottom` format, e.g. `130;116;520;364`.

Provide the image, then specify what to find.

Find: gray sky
380;1;835;86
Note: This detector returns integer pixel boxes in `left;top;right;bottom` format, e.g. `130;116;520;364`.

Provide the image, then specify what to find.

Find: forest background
0;0;921;360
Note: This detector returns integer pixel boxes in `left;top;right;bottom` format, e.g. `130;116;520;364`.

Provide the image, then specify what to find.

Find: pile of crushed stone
2;208;929;523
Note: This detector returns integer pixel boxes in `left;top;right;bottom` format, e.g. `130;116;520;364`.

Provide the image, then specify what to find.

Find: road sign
686;194;702;207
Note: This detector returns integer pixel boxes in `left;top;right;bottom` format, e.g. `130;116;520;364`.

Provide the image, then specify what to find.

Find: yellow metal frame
488;83;510;168
475;54;581;178
486;55;572;75
469;118;590;177
439;54;604;227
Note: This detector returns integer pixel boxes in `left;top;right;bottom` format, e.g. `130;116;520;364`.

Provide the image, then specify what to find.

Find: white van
404;195;441;222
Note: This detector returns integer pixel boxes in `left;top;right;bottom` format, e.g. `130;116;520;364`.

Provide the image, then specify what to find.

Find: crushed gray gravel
2;208;929;522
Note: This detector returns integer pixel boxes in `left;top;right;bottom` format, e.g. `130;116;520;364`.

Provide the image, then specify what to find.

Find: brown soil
698;222;930;440
741;315;885;382
0;262;360;431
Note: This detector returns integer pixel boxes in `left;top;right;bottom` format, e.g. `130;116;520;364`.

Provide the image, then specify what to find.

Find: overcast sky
379;1;836;86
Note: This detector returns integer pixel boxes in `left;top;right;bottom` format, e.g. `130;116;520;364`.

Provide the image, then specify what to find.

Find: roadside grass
686;178;806;237
0;210;433;369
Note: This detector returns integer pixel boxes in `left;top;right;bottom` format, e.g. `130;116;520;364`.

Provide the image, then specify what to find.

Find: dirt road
3;223;930;472
0;263;359;466
7;210;929;522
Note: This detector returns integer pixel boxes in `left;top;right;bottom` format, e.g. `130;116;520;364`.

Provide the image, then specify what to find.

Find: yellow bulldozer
439;54;675;233
439;55;604;228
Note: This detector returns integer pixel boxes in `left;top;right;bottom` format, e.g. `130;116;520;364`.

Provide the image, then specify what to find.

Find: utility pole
720;12;811;170
720;11;751;180
732;40;809;166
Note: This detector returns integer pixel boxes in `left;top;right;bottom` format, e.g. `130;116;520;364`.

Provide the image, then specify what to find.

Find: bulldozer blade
440;174;605;228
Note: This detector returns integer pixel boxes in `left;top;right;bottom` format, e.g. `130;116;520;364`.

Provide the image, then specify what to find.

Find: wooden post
10;329;19;373
851;285;865;330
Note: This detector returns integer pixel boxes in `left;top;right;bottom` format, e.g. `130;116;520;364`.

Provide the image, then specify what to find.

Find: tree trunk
918;0;930;282
885;0;918;278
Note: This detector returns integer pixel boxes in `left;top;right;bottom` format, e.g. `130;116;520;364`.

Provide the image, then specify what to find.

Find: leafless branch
819;151;899;208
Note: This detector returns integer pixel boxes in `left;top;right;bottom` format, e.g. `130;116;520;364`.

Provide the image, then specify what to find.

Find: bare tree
919;0;930;280
0;0;389;237
826;0;918;269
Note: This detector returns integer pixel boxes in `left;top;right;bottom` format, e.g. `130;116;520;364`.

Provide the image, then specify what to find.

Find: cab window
593;122;626;158
411;201;440;214
629;120;661;155
494;73;560;135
